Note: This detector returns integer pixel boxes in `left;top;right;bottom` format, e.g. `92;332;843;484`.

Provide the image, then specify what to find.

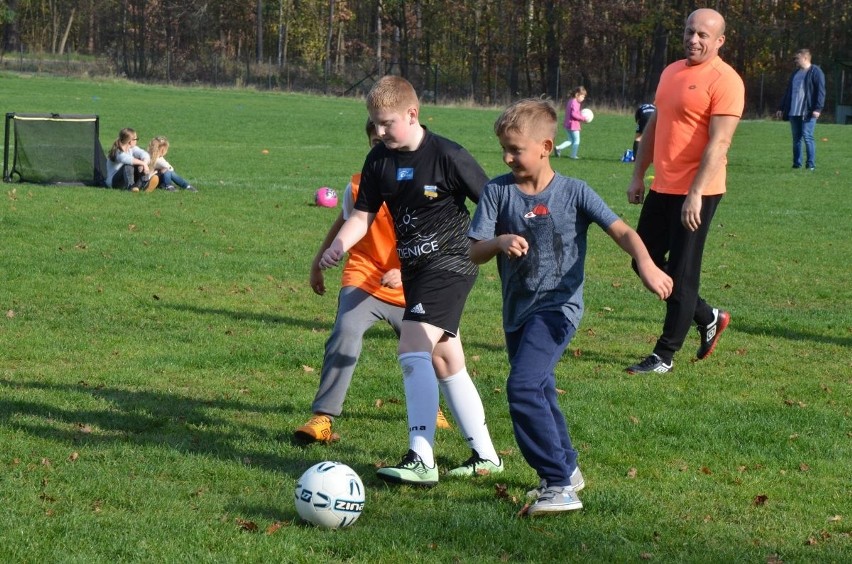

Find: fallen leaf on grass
235;518;258;532
374;399;384;408
302;365;315;373
77;423;92;434
266;521;284;534
799;463;810;472
629;415;640;425
6;310;14;318
556;387;566;395
700;466;712;475
67;452;79;462
828;515;842;522
640;553;653;560
494;483;517;503
517;503;531;518
627;467;638;479
753;494;768;506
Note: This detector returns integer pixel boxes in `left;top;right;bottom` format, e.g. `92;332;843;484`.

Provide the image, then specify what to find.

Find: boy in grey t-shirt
468;99;672;516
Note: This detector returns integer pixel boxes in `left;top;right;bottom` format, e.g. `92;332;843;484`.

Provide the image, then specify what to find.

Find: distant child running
633;103;656;157
147;136;197;192
468;99;672;515
553;86;590;159
319;75;502;486
295;119;451;444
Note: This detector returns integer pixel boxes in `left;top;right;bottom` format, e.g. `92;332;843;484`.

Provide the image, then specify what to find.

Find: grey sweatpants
311;286;404;416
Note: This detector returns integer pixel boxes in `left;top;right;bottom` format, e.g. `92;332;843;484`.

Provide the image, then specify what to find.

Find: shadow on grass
160;302;330;332
0;378;330;478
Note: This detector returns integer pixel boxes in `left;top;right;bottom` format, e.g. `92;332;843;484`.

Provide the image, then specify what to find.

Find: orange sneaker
436;408;452;430
294;414;333;444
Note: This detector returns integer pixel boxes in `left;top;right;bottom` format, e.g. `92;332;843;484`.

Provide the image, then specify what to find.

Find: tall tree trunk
256;0;263;63
58;9;75;56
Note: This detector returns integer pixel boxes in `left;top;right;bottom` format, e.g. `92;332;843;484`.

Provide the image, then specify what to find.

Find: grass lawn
0;73;850;562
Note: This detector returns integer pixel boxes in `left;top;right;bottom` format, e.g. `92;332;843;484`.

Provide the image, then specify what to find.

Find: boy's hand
381;269;402;289
499;234;529;258
319;244;344;270
637;260;673;300
310;264;326;295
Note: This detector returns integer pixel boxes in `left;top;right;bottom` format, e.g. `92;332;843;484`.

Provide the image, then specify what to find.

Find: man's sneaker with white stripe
626;353;673;375
696;308;730;360
527;467;585;499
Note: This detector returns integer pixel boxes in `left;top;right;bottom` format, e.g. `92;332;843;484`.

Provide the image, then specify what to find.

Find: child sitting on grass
147;136;197;192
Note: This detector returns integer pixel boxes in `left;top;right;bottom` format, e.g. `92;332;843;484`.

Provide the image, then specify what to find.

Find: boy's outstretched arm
606;220;673;300
469;234;529;265
319;210;373;269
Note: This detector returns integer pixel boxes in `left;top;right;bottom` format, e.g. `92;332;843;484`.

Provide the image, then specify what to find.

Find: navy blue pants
634;191;722;362
506;310;578;488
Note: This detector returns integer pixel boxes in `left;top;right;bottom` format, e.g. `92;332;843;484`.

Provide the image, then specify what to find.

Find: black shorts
402;269;477;336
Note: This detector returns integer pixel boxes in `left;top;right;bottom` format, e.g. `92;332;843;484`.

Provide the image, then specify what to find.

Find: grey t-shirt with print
468;172;619;333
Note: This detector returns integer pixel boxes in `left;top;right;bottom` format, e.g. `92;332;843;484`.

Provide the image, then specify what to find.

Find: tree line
2;1;850;118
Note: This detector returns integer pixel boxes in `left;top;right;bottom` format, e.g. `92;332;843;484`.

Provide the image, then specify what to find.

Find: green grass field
1;73;850;562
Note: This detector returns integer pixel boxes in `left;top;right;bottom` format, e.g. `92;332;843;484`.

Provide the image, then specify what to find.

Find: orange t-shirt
651;56;744;196
341;173;404;307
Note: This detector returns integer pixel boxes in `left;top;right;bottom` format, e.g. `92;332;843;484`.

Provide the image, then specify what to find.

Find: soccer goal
3;113;107;186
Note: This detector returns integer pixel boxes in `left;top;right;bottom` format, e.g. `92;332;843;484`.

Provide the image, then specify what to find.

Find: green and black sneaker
377;449;439;487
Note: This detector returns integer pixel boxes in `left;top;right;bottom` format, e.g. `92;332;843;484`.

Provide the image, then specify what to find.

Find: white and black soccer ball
294;461;365;529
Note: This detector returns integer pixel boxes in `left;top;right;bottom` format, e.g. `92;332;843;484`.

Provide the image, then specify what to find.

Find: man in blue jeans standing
776;49;826;171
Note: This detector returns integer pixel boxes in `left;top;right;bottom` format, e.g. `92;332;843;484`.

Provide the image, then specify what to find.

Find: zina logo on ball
294;461;365;529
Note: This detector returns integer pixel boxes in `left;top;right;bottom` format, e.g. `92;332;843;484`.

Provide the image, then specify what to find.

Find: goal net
3;113;107;186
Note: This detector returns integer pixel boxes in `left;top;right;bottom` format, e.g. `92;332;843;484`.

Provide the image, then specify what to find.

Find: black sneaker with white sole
626;353;673;374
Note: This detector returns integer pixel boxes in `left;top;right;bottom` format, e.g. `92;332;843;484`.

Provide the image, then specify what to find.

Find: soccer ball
294;461;365;529
315;187;338;208
581;108;594;123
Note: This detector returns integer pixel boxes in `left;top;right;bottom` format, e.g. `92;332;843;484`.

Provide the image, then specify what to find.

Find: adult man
775;49;826;171
625;8;745;374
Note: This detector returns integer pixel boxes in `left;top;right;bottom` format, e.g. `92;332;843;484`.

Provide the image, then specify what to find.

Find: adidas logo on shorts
409;303;426;315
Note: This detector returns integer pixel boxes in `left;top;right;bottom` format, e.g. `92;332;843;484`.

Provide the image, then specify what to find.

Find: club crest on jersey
397;168;414;181
423;185;438;199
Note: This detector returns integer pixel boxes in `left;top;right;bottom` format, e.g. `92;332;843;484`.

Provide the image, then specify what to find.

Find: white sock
438;368;499;463
399;352;437;467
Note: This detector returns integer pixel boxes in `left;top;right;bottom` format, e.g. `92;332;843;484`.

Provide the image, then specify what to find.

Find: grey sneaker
184;184;198;192
626;353;673;374
446;450;504;477
376;449;438;487
527;486;583;516
527;467;585;499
